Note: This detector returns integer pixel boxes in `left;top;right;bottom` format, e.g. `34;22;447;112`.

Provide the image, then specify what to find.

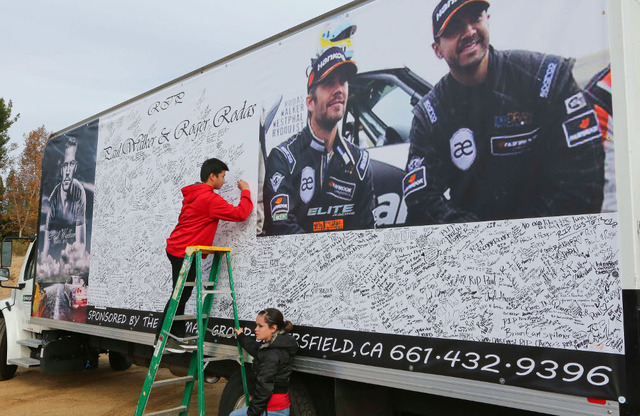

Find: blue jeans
229;407;290;416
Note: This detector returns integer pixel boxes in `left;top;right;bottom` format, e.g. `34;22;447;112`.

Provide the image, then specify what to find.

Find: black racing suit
263;125;375;235
404;47;605;225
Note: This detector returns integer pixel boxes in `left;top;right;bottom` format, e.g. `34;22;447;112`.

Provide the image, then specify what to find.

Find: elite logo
300;166;315;204
449;128;476;171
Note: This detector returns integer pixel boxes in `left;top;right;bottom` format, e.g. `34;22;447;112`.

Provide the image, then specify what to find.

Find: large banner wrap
35;0;620;399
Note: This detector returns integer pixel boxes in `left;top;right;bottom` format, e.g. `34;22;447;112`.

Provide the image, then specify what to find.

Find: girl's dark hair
259;308;294;333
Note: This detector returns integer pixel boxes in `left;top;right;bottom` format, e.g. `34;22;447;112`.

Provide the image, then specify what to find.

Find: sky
1;0;610;161
1;0;352;156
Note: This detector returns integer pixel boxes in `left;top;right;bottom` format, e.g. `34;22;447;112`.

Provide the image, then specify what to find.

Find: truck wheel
108;351;132;371
289;378;318;416
0;319;18;380
218;369;250;415
218;369;318;416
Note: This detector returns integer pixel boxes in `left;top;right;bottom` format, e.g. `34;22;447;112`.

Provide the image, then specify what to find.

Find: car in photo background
343;68;432;227
258;67;432;233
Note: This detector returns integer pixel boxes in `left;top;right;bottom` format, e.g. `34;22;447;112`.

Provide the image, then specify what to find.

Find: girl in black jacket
231;308;298;416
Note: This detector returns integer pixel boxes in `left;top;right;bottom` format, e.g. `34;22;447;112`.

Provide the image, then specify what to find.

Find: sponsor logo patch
269;172;285;192
300;166;315;204
313;219;344;232
449;128;476;171
356;150;369;180
424;99;438;124
491;128;540;156
270;194;290;221
276;144;296;173
308;204;355;217
539;62;557;98
565;92;588;115
494;111;533;128
562;110;601;147
327;177;356;201
407;156;424;171
402;166;427;198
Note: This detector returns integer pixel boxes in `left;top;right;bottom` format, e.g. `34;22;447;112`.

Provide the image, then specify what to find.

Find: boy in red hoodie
163;158;253;352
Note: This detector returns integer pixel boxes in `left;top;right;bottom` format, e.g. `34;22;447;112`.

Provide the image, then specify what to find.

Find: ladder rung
185;245;231;255
203;355;240;363
173;314;208;321
143;405;188;416
151;376;194;388
184;281;216;287
203;289;232;295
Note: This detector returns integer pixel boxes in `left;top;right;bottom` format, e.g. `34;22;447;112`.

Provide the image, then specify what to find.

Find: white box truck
2;0;640;414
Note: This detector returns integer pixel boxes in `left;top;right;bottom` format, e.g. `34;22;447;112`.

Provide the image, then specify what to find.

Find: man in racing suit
403;0;604;225
263;47;375;235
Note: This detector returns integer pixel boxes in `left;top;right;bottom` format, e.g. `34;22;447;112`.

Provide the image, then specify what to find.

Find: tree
0;98;20;171
0;176;12;240
3;126;49;238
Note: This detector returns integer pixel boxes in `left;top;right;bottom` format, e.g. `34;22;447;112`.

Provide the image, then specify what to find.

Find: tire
289;377;318;416
0;319;18;381
108;351;132;371
219;369;250;416
218;369;318;416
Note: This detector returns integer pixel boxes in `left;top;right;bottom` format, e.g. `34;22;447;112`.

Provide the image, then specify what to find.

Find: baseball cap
307;47;357;93
432;0;490;39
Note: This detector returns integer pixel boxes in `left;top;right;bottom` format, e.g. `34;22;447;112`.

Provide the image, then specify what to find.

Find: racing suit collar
308;123;356;166
308;125;326;152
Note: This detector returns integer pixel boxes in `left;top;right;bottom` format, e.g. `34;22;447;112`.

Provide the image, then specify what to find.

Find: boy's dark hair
200;158;229;182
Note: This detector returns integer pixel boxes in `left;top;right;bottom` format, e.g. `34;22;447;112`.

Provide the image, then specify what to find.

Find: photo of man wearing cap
402;0;605;225
263;46;375;235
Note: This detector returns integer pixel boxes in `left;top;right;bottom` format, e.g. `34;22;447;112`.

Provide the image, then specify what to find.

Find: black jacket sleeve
237;333;260;357
515;57;604;217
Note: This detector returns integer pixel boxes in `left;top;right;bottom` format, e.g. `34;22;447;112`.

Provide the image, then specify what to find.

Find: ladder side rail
195;250;207;415
226;251;251;407
135;253;195;416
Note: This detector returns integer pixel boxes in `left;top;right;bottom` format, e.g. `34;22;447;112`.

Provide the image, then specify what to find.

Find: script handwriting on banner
213;100;257;127
147;92;185;115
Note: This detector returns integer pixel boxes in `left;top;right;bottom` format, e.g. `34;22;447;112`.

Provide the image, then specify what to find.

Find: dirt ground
0;355;226;415
1;253;228;415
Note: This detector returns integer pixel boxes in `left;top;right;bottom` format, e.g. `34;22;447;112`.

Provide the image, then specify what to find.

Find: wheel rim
232;395;246;411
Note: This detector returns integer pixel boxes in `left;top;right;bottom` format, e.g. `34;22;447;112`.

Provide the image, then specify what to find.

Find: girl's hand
234;328;243;335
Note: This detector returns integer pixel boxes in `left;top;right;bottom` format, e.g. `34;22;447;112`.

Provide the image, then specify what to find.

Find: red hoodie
166;183;253;257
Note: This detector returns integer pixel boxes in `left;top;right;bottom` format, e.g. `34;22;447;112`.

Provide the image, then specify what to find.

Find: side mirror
1;240;12;268
0;268;9;282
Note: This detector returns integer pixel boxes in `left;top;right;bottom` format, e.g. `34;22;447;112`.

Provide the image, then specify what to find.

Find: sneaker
165;338;186;354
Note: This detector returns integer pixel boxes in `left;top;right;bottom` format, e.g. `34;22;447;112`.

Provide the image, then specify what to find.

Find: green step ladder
134;246;250;416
